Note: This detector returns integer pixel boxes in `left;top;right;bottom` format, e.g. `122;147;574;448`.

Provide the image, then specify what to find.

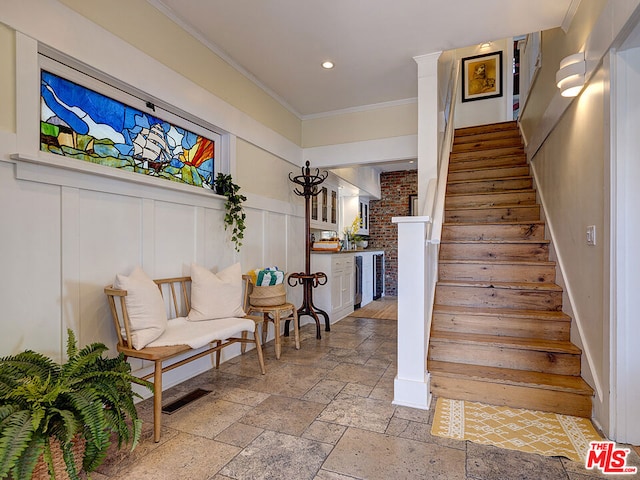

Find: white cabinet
311;183;338;230
311;253;354;323
340;195;369;237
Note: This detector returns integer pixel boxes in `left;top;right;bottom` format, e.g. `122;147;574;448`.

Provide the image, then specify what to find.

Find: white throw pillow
114;267;167;349
188;262;246;321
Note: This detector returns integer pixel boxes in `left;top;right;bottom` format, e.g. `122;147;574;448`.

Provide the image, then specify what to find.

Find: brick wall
369;170;417;296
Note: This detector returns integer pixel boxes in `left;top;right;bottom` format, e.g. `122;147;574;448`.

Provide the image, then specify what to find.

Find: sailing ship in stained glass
40;70;215;188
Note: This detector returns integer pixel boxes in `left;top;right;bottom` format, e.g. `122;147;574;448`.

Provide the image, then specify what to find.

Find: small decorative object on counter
343;214;362;250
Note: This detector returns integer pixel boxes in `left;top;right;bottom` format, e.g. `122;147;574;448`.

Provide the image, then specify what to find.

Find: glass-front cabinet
311;181;339;230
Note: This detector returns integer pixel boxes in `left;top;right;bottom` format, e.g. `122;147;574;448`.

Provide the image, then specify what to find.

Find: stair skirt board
428;121;593;418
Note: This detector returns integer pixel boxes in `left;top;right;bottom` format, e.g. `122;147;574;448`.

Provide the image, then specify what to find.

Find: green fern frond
10;436;43;480
0;353;59;386
61;345;108;381
60;438;80;480
0;410;34;479
65;329;77;359
1;330;152;476
64;391;109;453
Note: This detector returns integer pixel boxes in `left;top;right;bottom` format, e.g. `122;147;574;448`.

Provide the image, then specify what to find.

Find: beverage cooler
373;253;384;300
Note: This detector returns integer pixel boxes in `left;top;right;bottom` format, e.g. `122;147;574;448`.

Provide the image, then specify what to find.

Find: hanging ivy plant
214;173;246;252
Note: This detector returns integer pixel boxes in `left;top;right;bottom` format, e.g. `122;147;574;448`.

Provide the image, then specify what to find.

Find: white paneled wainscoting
1;153;305;398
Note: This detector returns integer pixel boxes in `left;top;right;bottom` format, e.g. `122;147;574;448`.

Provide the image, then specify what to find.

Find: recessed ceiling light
321;61;334;69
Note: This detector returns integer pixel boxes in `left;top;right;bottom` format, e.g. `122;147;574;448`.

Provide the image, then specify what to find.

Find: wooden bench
104;276;265;442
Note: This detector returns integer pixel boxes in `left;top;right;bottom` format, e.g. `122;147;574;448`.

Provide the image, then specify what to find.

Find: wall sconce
556;52;585;97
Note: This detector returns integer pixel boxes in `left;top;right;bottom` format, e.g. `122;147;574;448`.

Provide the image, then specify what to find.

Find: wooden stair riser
439;242;549;261
445;205;540;223
439;262;556;283
441;223;546;241
450;146;525;162
452;138;523;154
432;311;569;341
449;154;527;171
447;177;533;195
455;121;518;137
454;129;521;146
429;375;592;417
428;341;580;375
445;191;537;209
448;165;530;182
434;284;562;311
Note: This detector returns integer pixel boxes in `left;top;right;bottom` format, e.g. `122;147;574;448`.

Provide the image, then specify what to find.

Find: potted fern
215;173;247;252
0;329;152;480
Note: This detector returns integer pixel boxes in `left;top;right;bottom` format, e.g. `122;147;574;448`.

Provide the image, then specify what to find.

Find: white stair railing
392;58;459;410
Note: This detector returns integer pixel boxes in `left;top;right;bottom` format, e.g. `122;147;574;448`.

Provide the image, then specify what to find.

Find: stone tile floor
95;316;639;480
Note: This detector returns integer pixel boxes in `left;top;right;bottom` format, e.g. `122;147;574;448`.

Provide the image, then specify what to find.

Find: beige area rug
431;397;602;462
350;297;397;320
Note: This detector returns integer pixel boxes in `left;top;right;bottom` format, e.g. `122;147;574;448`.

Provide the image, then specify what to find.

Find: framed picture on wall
461;51;503;102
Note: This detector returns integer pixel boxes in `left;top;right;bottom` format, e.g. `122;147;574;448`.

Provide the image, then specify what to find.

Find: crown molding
561;0;582;33
147;0;303;119
301;97;418;121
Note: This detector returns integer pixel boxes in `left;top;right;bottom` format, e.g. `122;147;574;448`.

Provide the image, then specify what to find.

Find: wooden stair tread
446;189;536;198
428;360;594;394
447;164;529;175
433;304;571;322
439;259;555;267
437;280;562;292
441;239;550;245
452;140;524;153
445;204;539;212
443;220;544;227
455;121;518;136
430;331;581;354
448;175;532;185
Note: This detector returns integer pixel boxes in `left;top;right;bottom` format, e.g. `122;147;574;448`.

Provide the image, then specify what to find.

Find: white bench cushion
146;316;256;349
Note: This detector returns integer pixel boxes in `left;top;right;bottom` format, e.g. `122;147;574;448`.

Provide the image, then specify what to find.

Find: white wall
453;39;513;128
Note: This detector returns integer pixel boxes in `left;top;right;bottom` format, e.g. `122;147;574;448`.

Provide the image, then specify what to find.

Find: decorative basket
249;283;287;307
31;435;85;480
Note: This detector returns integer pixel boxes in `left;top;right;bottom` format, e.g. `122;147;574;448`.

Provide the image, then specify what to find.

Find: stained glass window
40;70;216;189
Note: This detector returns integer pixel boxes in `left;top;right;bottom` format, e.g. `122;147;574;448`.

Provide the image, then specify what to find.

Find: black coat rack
287;161;331;339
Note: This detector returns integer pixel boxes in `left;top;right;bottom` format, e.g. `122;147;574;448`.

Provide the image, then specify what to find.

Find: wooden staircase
429;121;594;418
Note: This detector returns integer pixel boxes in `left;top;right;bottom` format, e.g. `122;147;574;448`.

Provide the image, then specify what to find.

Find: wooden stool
247;303;299;359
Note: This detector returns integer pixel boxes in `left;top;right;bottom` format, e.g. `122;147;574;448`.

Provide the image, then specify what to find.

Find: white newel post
392;216;431;410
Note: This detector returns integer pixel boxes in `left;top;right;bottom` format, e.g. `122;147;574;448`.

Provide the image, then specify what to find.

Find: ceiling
151;0;575;118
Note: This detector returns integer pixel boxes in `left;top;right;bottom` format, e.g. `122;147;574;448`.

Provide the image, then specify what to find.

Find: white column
392;216;431;410
414;52;442;216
